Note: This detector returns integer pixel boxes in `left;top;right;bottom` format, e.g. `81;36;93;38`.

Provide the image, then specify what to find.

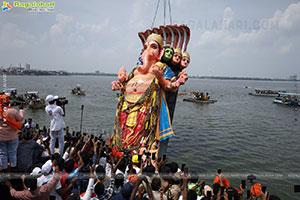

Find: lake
2;75;300;199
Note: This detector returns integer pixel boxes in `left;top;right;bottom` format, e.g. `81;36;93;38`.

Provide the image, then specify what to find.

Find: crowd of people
193;92;210;100
0;111;280;199
0;129;280;200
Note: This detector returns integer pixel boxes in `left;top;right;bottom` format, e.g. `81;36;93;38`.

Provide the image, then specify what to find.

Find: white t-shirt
45;104;65;131
37;173;62;200
24;122;36;129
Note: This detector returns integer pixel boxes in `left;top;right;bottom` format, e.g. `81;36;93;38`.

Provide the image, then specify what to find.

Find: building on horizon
289;74;297;81
25;63;31;71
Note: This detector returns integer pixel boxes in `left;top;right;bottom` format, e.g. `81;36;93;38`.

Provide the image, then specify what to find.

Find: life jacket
0;101;23;131
213;176;230;189
251;183;261;197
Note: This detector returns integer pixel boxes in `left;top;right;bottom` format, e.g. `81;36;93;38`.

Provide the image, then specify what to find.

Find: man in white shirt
37;160;63;200
24;118;36;129
45;95;65;155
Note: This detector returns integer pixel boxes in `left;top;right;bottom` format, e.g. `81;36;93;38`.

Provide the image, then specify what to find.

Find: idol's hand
118;66;127;83
152;64;163;78
111;81;120;91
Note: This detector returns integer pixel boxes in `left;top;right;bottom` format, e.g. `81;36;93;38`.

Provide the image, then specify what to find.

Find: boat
249;88;286;97
183;98;217;104
273;92;300;106
4;88;26;106
24;91;46;109
72;84;86;96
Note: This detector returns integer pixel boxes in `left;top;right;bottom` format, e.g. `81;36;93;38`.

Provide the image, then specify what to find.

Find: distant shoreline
2;73;299;82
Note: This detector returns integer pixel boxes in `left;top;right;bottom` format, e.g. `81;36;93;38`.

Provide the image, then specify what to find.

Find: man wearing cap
37;160;63;200
45;95;65;155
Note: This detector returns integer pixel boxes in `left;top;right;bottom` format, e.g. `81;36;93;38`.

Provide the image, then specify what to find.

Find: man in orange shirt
0;94;24;171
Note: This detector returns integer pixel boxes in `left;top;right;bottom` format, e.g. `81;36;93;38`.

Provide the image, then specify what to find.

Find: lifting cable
151;0;161;29
164;0;166;26
168;0;172;25
151;0;173;28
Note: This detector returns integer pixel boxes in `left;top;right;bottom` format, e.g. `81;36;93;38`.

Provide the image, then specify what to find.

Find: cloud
191;2;300;77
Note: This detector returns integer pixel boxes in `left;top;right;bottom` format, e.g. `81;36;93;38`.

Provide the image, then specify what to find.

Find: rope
168;0;172;25
163;0;166;26
151;0;161;29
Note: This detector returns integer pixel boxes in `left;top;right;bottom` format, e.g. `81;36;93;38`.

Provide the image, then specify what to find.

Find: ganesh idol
111;33;177;152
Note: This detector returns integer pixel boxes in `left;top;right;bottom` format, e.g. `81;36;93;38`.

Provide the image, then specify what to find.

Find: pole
80;105;84;133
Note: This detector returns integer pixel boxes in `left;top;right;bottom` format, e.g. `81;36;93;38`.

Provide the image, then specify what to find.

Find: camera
247;174;256;184
55;97;68;106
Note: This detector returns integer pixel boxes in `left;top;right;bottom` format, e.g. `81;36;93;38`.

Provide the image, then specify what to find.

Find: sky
1;0;300;78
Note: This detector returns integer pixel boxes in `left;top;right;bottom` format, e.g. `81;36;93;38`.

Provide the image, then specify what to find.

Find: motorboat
24;91;46;109
183;98;217;104
273;92;300;106
249;88;286;97
72;84;86;96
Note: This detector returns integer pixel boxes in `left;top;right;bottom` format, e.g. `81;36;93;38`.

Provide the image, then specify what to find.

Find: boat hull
183;98;217;104
249;93;278;97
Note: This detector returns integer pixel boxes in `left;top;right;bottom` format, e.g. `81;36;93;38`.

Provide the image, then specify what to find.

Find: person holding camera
45;95;66;156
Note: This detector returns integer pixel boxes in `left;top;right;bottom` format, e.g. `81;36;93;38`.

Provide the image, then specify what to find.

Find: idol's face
172;53;182;65
143;41;160;59
163;47;174;62
180;57;190;69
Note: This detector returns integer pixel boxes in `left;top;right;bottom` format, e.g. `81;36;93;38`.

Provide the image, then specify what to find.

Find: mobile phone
163;154;166;161
207;191;212;198
241;180;246;189
184;167;188;177
181;164;186;171
261;186;266;194
227;188;234;196
220;186;225;195
151;152;156;160
217;168;222;174
247;190;250;198
138;154;142;162
91;134;94;139
295;185;300;192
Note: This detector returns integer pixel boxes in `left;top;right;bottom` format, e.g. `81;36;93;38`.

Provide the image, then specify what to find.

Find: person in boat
111;33;177;152
194;92;200;100
206;92;210;100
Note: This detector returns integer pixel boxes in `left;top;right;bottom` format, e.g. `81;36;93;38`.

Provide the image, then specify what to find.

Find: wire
151;0;161;29
168;0;172;25
164;0;166;26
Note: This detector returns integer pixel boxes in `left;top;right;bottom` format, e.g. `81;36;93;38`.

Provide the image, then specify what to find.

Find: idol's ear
158;48;165;60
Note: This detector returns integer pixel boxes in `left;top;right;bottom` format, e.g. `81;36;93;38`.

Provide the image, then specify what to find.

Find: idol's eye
151;44;158;49
183;58;190;63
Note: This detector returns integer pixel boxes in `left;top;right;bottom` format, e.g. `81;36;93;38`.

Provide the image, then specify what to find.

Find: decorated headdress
147;33;164;49
174;47;182;56
138;24;191;53
182;51;190;59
